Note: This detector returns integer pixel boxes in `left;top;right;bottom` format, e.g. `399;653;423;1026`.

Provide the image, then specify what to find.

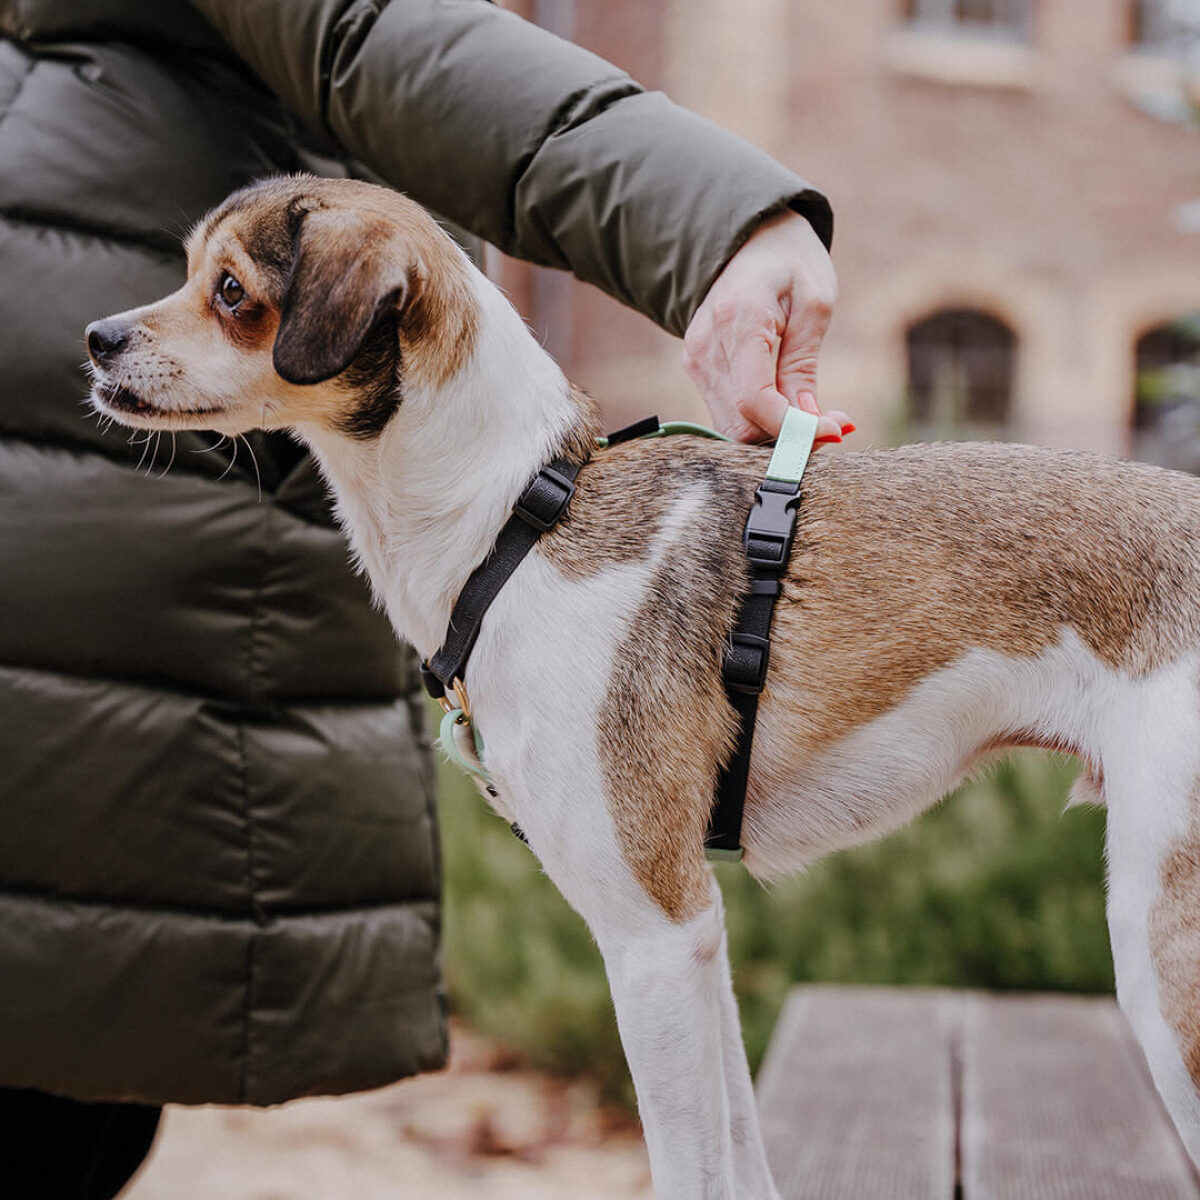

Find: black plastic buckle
515;466;576;531
743;481;800;571
419;659;445;700
723;631;770;694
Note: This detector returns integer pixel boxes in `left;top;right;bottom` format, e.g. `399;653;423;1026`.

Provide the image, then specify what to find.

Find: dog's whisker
239;433;263;502
216;435;238;483
157;432;178;479
143;430;160;475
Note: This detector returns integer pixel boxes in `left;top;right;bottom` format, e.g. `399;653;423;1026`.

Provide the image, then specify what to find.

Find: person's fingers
813;414;843;442
682;306;779;442
683;320;854;444
724;322;790;440
777;285;833;406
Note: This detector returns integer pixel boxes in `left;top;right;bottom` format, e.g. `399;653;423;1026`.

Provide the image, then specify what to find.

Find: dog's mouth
95;382;223;421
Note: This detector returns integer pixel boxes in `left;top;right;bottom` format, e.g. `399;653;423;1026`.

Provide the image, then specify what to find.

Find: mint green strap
765;406;819;483
595;421;733;449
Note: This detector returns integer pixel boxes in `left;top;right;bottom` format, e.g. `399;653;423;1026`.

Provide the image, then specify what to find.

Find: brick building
494;0;1200;465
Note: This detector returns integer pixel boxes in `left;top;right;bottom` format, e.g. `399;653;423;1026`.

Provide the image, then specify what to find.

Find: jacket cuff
514;89;833;335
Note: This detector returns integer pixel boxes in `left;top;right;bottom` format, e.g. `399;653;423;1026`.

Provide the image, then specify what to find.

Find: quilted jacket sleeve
187;0;831;336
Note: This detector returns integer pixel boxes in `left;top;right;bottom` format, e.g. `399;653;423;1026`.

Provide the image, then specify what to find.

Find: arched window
1133;315;1200;473
905;308;1017;440
1129;0;1200;57
904;0;1031;39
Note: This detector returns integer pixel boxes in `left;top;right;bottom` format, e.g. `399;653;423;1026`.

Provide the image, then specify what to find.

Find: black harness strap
707;477;802;857
420;457;583;700
421;418;801;867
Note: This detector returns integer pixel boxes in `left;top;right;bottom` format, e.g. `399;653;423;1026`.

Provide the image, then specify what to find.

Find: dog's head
86;175;478;439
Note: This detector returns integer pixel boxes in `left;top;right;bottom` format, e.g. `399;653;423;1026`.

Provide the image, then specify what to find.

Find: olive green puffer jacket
0;0;829;1106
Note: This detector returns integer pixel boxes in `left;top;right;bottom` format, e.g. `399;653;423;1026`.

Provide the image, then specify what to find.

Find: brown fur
187;176;479;421
761;443;1200;778
543;438;766;919
545;437;1200;920
1150;779;1200;1091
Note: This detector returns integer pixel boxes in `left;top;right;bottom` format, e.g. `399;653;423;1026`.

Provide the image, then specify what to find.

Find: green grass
438;748;1112;1108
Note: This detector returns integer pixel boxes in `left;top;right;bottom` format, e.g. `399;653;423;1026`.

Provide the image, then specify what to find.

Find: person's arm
187;0;831;343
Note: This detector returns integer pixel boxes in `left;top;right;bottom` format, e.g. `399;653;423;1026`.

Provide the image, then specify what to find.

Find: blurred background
491;0;1200;465
126;0;1200;1195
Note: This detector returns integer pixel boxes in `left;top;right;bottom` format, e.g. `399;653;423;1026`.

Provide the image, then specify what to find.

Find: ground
119;1027;652;1200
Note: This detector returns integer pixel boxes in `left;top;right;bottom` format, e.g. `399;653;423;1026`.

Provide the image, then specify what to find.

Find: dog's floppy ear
273;207;410;386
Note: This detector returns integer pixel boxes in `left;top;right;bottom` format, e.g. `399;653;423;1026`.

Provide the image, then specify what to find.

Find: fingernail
815;433;842;444
841;422;857;435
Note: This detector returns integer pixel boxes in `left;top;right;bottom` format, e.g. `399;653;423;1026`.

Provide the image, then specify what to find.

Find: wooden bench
755;987;1200;1199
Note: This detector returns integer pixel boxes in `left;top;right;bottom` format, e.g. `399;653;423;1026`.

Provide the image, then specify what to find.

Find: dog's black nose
86;320;130;365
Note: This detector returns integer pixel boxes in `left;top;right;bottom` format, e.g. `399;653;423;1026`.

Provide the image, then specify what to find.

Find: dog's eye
218;272;245;309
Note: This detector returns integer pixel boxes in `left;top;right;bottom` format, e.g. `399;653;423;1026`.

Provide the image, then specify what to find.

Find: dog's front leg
509;790;744;1196
709;882;781;1200
594;894;741;1198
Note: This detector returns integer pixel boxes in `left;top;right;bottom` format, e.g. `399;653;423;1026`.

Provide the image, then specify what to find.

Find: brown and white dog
87;175;1200;1199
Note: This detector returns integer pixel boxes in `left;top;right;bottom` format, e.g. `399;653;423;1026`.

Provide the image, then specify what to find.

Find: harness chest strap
420;457;584;703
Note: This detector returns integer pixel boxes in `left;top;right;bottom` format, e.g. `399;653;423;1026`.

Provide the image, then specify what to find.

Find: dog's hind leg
1102;658;1200;1166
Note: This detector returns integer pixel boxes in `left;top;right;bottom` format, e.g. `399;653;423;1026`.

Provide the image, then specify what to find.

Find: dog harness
420;407;819;863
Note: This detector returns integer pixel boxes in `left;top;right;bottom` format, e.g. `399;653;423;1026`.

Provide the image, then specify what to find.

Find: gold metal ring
450;677;472;719
434;676;472;720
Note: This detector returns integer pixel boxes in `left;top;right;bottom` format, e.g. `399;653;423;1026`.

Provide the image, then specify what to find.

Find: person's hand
681;209;853;444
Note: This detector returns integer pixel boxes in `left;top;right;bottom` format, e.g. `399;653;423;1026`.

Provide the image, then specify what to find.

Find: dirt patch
120;1026;651;1200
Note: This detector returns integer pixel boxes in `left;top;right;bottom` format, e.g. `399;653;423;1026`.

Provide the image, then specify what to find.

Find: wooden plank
755;985;959;1199
961;992;1200;1199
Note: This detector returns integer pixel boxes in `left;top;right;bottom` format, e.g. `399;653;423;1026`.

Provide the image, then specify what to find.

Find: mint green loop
438;706;491;783
765;407;819;483
705;846;745;864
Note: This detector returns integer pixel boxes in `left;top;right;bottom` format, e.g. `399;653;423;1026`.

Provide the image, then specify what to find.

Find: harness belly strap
707;407;818;862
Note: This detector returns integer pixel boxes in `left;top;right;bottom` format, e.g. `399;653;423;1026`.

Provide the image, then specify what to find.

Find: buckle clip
515;466;576;531
743;481;800;571
723;631;770;694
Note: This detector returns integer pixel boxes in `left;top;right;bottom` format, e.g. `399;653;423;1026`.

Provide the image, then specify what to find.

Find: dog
86;174;1200;1199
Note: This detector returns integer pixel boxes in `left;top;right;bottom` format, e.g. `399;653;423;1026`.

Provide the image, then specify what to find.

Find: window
1129;0;1200;56
906;309;1017;439
904;0;1031;39
1132;315;1200;473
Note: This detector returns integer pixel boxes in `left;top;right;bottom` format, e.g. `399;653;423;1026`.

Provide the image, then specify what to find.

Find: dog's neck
296;268;596;658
